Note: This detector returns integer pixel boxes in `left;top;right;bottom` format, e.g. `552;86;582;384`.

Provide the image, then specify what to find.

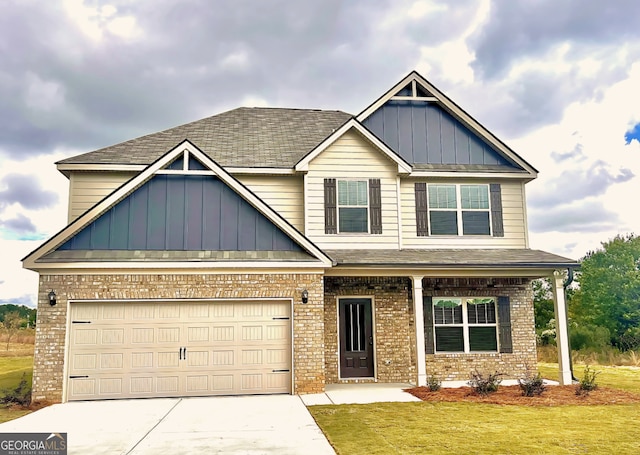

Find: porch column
551;270;572;385
412;276;427;387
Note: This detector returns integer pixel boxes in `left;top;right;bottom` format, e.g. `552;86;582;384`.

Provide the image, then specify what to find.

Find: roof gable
357;71;537;176
295;119;412;174
24;140;332;269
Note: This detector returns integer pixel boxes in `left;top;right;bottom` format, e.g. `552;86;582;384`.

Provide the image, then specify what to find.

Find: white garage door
66;300;291;401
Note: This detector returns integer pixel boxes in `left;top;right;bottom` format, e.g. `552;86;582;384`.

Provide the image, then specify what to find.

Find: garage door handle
183;347;187;359
179;347;185;360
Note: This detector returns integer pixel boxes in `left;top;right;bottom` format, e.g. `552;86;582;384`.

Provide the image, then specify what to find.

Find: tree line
535;233;640;352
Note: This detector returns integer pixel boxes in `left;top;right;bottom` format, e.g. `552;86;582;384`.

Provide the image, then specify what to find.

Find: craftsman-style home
24;71;577;402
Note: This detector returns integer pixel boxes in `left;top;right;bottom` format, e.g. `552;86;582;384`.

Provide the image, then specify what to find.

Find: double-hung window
433;297;498;352
337;180;369;233
428;184;491;235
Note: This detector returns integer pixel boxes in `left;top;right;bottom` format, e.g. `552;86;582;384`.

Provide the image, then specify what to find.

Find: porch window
428;184;491;235
433;297;498;352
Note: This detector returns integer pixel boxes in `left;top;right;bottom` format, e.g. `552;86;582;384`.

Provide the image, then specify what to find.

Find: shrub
425;374;441;392
518;370;546;397
570;324;610;351
575;365;600;396
467;370;503;396
0;373;31;407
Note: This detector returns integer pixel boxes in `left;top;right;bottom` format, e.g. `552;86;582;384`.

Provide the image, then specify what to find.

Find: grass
0;348;34;423
538;362;640;393
310;363;640;454
310;401;640;454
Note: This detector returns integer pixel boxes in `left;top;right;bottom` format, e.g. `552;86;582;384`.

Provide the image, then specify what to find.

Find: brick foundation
33;273;324;402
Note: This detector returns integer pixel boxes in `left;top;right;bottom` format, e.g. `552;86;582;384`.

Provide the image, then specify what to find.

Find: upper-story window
428;184;491;236
338;180;369;233
415;182;504;238
324;178;382;235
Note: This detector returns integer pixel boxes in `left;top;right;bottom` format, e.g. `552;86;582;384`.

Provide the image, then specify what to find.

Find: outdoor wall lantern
48;290;57;306
301;289;309;304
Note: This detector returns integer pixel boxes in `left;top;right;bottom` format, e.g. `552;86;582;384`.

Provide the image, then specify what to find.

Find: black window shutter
498;296;513;353
423;296;435;354
490;184;504;237
415;182;429;236
369;179;382;234
324;178;337;234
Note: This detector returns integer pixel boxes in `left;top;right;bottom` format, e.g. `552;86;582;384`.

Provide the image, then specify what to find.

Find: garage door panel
67;300;291;401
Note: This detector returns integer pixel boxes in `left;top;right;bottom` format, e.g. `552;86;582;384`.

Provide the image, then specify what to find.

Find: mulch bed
405;385;640;406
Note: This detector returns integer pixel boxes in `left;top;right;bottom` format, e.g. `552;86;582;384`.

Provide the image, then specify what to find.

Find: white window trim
433;297;498;353
337;179;370;234
427;184;493;236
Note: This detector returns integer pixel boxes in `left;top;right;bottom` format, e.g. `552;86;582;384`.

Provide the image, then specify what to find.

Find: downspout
563;268;577;381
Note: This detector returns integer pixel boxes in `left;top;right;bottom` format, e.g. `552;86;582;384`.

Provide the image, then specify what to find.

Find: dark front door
339;298;374;378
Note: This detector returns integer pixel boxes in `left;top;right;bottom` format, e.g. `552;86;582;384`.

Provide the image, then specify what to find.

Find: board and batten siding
400;178;529;248
68;171;137;222
235;175;304;232
305;129;400;249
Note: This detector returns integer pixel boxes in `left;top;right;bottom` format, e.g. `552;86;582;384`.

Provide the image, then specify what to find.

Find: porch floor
300;383;420;405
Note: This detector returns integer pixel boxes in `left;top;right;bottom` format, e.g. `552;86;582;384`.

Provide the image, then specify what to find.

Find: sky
1;0;640;308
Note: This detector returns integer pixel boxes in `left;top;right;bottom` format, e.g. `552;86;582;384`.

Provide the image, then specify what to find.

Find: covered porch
324;248;578;387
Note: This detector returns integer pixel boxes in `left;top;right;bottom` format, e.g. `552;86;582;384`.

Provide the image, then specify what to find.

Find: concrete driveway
0;395;335;454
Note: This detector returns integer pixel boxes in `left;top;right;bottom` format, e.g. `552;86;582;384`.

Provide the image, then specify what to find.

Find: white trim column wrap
412;276;427;386
552;270;572;385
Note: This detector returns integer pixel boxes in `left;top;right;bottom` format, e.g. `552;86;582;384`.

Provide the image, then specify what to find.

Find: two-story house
23;71;577;402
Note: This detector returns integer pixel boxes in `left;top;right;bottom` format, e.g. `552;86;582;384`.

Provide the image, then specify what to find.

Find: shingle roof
58;107;353;168
325;249;578;268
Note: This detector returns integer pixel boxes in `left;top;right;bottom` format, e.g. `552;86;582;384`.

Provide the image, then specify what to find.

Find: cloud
0;0;427;160
0;213;37;234
0;294;36;308
0;174;59;210
528;200;621;233
529;161;634;208
551;143;586;163
470;0;640;80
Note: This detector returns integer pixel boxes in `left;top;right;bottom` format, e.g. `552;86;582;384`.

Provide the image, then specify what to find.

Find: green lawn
310;401;640;454
0;355;34;423
538;362;640;393
309;364;640;454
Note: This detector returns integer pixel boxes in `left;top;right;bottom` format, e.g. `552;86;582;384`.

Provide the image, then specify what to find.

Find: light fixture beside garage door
48;290;57;306
301;289;309;304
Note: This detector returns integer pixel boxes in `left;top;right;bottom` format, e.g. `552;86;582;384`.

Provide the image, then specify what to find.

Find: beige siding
68;171;137;222
235;175;304;231
400;178;528;248
306;129;400;249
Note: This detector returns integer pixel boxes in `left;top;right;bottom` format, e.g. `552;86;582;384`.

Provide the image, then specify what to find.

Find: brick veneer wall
423;277;536;381
33;273;324;403
324;277;416;384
